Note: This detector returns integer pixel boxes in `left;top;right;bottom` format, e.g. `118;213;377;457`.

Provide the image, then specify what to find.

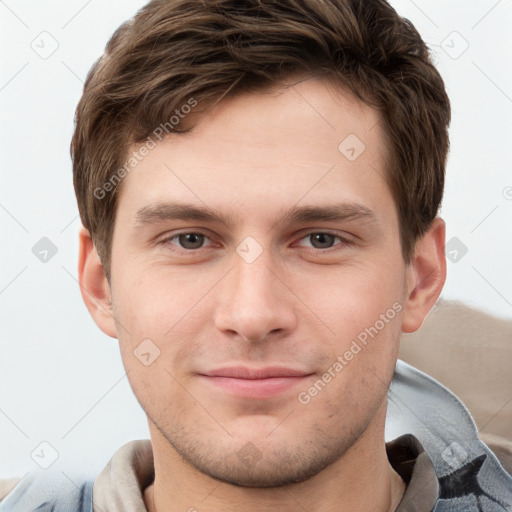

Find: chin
195;454;335;488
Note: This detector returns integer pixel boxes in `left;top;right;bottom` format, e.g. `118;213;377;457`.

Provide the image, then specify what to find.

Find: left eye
296;232;345;250
167;232;212;250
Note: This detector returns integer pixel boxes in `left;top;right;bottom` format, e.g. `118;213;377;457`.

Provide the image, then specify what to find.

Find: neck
143;406;405;512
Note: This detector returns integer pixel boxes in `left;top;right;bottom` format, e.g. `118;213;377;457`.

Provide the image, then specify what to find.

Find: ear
78;227;118;339
401;217;446;333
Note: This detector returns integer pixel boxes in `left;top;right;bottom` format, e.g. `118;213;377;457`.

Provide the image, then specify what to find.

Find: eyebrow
134;202;378;228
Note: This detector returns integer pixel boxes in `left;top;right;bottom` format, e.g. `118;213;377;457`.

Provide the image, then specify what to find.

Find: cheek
112;271;209;397
300;262;405;389
113;267;207;336
301;261;404;334
123;360;200;431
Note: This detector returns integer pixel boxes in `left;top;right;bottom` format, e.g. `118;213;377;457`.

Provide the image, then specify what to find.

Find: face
108;78;410;487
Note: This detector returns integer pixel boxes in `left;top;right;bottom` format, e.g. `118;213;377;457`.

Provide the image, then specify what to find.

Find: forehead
115;77;393;226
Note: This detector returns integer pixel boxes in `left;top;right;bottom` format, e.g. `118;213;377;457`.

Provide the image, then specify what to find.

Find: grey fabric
387;360;512;511
0;468;93;511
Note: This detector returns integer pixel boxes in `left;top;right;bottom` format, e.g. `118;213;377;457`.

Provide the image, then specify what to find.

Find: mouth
198;366;314;399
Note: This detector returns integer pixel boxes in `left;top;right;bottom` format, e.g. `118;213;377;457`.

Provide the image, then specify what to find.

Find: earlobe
401;217;446;334
78;227;118;339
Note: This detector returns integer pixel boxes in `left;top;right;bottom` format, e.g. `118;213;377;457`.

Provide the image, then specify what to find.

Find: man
1;0;511;510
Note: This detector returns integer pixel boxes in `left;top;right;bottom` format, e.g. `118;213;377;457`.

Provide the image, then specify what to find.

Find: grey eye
309;233;336;249
178;233;206;249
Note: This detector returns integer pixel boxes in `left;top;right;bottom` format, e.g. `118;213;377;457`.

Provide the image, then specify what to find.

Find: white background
0;0;511;479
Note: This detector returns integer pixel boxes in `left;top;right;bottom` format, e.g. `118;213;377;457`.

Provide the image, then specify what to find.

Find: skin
79;77;446;512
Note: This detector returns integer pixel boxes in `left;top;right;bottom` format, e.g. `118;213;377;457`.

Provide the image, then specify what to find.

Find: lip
202;366;311;379
199;366;313;399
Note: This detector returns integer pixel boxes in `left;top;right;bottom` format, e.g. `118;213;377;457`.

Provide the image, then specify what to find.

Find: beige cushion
0;478;20;501
399;298;512;472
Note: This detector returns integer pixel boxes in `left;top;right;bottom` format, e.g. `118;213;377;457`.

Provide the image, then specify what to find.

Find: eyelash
158;230;353;254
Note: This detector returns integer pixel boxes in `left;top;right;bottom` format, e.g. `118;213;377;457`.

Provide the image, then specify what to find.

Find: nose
213;248;298;344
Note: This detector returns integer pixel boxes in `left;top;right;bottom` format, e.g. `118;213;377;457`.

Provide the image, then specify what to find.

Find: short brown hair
71;0;450;281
